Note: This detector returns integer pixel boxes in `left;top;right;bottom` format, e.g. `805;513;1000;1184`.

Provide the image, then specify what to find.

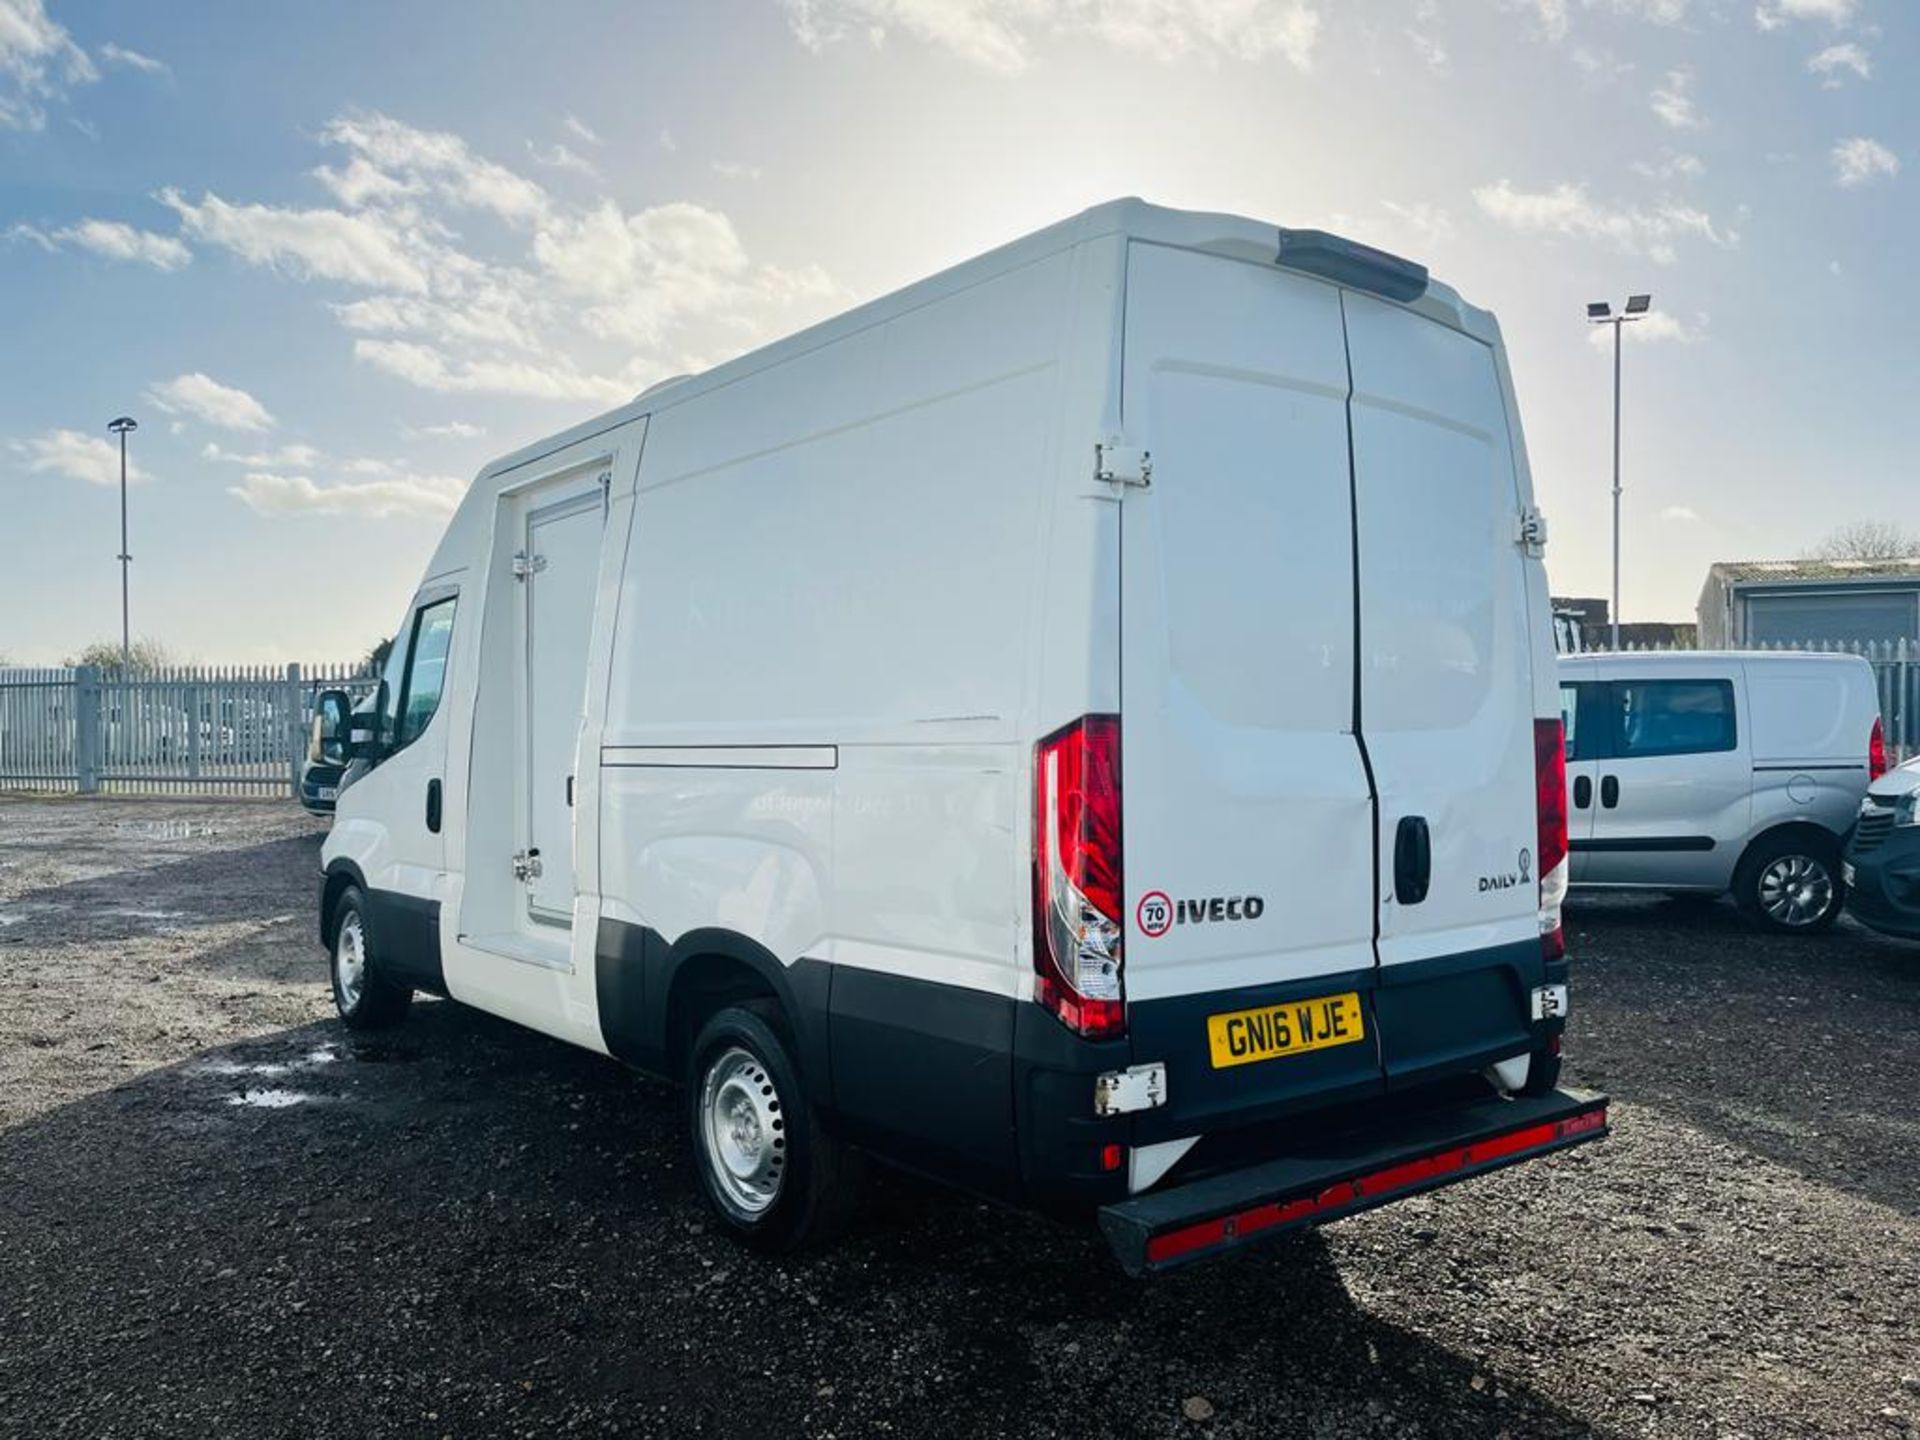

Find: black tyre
686;1003;863;1252
1735;832;1845;935
328;886;414;1030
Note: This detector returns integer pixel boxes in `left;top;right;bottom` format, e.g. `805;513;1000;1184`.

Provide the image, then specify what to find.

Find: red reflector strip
1142;1107;1607;1267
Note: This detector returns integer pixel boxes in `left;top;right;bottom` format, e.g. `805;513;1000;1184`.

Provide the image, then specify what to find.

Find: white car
313;199;1605;1273
1558;650;1886;931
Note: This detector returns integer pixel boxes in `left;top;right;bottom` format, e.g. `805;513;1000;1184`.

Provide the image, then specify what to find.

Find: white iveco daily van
315;200;1606;1273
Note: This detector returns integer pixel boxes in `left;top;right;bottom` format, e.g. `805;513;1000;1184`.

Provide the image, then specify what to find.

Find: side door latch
511;550;549;582
511;848;544;882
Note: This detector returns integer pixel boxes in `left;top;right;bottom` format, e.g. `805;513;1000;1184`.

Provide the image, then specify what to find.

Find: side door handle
1393;815;1431;905
1573;775;1593;810
425;778;442;833
1600;774;1620;809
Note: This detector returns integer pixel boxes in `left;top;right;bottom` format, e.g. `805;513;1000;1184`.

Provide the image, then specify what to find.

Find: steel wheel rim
699;1045;786;1216
334;911;367;1010
1758;854;1833;928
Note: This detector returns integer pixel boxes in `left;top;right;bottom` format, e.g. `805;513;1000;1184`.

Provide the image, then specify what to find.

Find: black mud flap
1099;1087;1608;1276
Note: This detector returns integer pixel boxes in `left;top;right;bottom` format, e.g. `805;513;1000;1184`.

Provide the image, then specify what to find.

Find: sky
1;0;1913;665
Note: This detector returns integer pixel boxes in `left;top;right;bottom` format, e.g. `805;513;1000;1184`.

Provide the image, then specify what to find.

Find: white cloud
320;111;548;224
97;41;167;75
228;469;468;520
1831;136;1898;187
1755;0;1855;28
0;0;95;130
530;141;601;178
45;218;191;269
161;187;433;292
1631;149;1704;181
202;441;324;468
563;114;602;146
1378;200;1456;247
311;155;421;209
1475;179;1735;263
411;420;485;439
1808;41;1870;83
711;159;763;181
1585;309;1704;345
353;339;635;404
146;373;276;432
150;110;843;410
658;127;678;152
12;428;149;486
1660;504;1701;521
780;0;1322;73
1649;67;1700;128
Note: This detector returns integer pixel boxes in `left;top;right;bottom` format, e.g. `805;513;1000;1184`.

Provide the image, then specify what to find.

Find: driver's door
356;585;459;988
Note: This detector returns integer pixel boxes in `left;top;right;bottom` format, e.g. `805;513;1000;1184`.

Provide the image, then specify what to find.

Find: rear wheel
686;1003;863;1252
329;887;414;1029
1737;834;1844;934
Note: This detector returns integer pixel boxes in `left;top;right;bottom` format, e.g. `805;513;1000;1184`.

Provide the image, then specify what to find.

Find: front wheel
686;1004;863;1252
1737;836;1845;934
329;886;414;1029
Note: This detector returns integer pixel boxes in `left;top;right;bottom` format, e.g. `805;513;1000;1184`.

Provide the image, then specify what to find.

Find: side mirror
316;689;354;764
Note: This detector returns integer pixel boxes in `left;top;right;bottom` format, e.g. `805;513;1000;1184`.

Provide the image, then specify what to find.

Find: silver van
1558;651;1886;932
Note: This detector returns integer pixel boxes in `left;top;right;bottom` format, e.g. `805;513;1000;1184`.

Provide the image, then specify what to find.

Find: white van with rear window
314;199;1607;1273
1558;650;1885;931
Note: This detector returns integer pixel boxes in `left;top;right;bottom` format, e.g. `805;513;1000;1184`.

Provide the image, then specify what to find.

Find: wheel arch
1733;820;1845;890
319;859;369;949
595;920;833;1103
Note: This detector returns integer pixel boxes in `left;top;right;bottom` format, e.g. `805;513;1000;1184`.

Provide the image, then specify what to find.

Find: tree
62;637;179;675
1804;521;1920;562
364;636;394;674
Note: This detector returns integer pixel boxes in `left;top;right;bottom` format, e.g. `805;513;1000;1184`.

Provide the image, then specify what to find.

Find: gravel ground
1;795;1917;1439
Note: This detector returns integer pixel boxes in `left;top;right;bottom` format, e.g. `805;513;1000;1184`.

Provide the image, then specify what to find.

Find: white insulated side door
1343;292;1539;966
523;492;605;923
1118;242;1376;1001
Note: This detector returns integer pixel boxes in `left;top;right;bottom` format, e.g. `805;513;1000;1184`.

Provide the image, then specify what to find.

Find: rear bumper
1098;1085;1608;1275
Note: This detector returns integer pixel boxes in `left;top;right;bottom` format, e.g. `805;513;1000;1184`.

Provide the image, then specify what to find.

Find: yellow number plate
1207;992;1366;1069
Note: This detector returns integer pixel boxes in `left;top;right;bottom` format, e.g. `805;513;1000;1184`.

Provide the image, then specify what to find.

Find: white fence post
286;662;303;798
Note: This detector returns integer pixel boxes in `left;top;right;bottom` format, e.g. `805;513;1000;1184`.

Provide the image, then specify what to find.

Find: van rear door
1342;292;1544;1088
1118;242;1382;1137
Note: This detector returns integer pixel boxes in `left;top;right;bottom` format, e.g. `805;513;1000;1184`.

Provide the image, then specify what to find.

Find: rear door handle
1573;775;1593;810
1393;815;1431;905
1600;775;1620;809
425;778;442;833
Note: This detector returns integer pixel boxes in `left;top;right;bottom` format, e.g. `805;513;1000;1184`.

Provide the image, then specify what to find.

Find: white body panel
1559;651;1879;893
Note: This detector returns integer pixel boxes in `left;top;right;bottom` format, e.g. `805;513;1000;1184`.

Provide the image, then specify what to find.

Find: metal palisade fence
0;662;379;798
1593;637;1919;764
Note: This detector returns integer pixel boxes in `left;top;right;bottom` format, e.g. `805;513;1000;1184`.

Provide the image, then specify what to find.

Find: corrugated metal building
1696;557;1920;648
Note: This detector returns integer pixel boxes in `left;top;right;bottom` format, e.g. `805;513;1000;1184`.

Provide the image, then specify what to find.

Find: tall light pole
107;416;138;673
1586;296;1651;651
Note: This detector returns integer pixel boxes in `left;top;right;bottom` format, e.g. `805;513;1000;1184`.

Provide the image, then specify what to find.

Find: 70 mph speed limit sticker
1136;891;1173;937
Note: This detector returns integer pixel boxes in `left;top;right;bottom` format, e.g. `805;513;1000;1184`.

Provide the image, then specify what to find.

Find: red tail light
1870;716;1888;781
1033;715;1125;1038
1534;718;1568;963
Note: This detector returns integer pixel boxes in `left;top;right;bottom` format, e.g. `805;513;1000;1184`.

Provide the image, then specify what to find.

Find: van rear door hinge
1516;506;1549;557
1096;439;1152;488
511;550;549;581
